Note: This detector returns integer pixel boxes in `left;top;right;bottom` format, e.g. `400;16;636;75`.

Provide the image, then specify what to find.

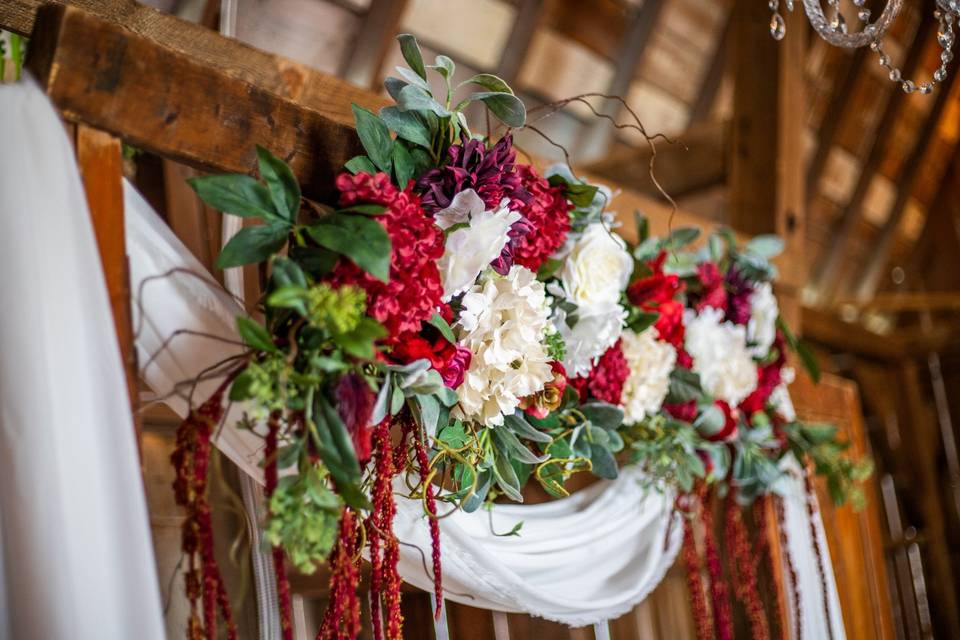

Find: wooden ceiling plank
339;0;410;90
852;72;960;301
810;12;935;302
576;0;668;161
688;12;730;125
495;0;544;85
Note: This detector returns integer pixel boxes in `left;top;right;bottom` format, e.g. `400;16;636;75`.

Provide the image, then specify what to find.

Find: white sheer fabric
125;184;846;634
0;77;165;639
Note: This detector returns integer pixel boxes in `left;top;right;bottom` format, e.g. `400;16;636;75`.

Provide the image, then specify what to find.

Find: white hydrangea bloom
770;366;797;422
559;221;633;309
685;307;758;406
453;266;554;427
747;281;779;358
553;301;626;378
436;189;521;301
620;328;677;424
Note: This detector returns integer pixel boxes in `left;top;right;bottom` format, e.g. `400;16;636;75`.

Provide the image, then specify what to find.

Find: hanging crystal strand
853;0;871;22
770;0;787;41
867;8;955;94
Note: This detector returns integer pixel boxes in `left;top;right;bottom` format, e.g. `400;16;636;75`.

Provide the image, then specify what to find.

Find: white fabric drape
125;182;846;634
0;77;165;639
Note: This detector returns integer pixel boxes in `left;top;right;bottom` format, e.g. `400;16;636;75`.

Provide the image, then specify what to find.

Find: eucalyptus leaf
492;452;523;502
589;443;619;480
384;77;408;102
462;470;492;512
397;84;451;117
256;145;300;221
397;33;427;80
466;91;525;128
581;402;625;430
503;412;552;443
494;428;550;464
429;54;455;78
380;106;433;149
460;73;513;94
415;394;441;438
666;368;702;405
394;65;431;91
745;234;785;259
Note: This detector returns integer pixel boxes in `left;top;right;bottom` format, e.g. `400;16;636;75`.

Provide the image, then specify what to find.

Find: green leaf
394;65;431;91
796;339;821;384
256;145;301;221
589;443;619;480
664;227;701;250
745;235;785;259
565;182;600;208
216;222;289;269
188;174;278;220
384;77;408;102
429;54;455;78
380;106;433;149
415;394;441;436
339;204;387;216
627;310;660;334
466;92;525;128
266;285;308;314
427;312;456;344
229;369;254;401
237;316;278;353
344;155;377;175
312;394;369;510
439;422;470;449
352;105;394;173
397;84;451;117
693;404;725;437
410;147;434;176
461;73;513;94
333;317;388;359
289;246;339;277
580;402;625;430
504;413;553;443
271;256;308;288
307;213;391;282
635;212;649;242
666;368;702;405
397;34;427;80
492;451;523;502
494;428;549;465
462;470;492;512
392;142;415;187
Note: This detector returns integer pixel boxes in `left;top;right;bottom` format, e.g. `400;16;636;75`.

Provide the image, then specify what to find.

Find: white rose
554;300;626;377
621;328;676;424
560;222;633;309
747;281;779;358
685;307;758;406
437;190;520;301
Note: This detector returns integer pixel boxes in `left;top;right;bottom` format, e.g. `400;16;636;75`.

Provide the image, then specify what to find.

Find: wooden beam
495;0;544;85
0;0;388;126
576;0;668;161
810;13;935;302
688;14;731;125
25;3;366;202
339;0;409;90
852;73;960;301
583;119;727;198
835;291;960;313
728;0;806;297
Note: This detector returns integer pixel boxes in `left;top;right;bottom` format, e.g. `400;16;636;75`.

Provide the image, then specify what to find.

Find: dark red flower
506;165;571;272
329;172;445;337
335;372;376;463
696;262;727;313
415;134;528;213
739;333;786;417
725;267;754;326
654;299;686;351
571;340;629;405
664;399;698;422
627;252;687;350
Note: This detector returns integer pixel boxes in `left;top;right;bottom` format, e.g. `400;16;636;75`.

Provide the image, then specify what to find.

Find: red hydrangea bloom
664;399;698;423
507;165;571;272
739;333;786;417
329;172;444;337
415;134;527;213
570;340;629;405
725;267;754;326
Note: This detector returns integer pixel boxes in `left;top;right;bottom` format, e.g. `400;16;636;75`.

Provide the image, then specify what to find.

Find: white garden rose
553;300;626;378
747;281;779;358
453;266;554;427
684;307;758;406
559;222;633;309
770;366;797;422
436;189;521;301
620;328;677;424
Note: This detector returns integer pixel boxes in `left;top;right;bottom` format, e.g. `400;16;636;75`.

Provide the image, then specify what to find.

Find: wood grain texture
25;3;365;202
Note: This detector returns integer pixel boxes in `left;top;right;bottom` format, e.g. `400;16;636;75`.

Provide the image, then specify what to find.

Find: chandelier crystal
770;0;958;94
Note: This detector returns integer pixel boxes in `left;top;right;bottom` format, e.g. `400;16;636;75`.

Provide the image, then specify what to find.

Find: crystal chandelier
769;0;958;94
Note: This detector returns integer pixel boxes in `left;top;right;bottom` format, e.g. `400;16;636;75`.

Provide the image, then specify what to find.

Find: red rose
740;333;786;416
627;252;684;307
388;329;472;390
704;400;739;442
696;262;727;313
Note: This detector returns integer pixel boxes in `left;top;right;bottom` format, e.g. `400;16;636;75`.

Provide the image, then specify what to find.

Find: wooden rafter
688;13;731;125
810;12;935;302
339;0;409;90
851;70;960;301
495;0;544;85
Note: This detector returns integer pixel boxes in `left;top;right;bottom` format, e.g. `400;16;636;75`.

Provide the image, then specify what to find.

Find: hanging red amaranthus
265;411;294;640
318;508;362;640
413;423;443;618
725;492;770;640
754;495;786;640
363;418;404;640
170;374;239;640
698;485;734;640
678;494;713;640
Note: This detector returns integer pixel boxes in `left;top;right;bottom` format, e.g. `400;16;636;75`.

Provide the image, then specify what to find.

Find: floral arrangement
173;34;869;640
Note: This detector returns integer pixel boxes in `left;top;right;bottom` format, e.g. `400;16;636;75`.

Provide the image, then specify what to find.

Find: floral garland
173;34;871;639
